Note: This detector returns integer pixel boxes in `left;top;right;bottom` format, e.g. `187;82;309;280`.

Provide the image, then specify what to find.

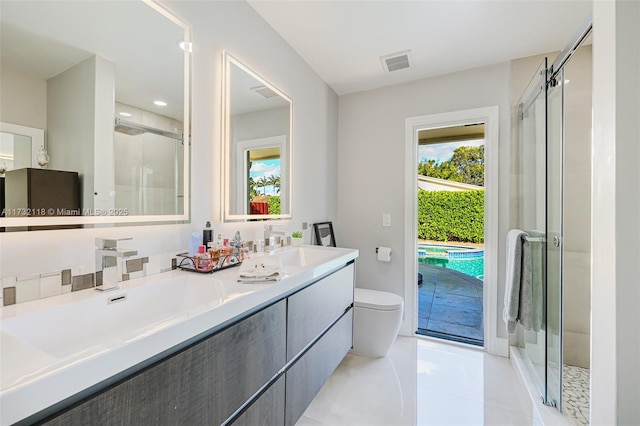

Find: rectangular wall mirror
0;0;191;231
222;51;292;222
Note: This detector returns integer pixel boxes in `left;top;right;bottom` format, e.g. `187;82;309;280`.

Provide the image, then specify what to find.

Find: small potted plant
291;231;303;247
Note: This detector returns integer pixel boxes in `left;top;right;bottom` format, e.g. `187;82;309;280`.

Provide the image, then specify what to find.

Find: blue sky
418;139;484;164
250;158;280;179
250;158;280;195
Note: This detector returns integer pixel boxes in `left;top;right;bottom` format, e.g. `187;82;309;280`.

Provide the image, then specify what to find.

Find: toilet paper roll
377;246;392;262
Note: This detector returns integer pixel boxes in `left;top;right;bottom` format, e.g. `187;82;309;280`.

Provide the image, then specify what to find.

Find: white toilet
352;288;404;358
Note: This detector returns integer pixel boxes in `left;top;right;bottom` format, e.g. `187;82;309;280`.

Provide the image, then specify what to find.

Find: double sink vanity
0;1;353;424
1;245;358;425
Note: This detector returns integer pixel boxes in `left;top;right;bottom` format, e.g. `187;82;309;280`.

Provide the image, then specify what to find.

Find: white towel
503;229;527;333
237;256;283;283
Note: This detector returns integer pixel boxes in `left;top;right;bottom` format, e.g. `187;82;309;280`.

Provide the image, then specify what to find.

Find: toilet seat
354;288;403;311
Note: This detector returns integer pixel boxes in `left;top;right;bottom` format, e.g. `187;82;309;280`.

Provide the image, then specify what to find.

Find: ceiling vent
380;49;412;73
251;85;278;99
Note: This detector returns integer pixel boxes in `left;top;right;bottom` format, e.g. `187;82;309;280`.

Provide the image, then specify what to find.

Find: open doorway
416;124;485;346
404;106;502;356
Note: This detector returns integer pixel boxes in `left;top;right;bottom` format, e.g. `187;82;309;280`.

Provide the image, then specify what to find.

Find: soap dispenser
203;221;213;248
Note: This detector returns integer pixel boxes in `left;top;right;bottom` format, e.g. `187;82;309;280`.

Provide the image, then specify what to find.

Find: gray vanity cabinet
41;300;286;426
232;377;286;426
36;262;355;426
285;310;353;426
287;264;355;361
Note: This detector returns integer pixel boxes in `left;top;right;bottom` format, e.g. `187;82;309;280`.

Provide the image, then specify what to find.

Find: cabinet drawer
287;264;354;361
42;300;287;426
285;309;353;426
231;376;285;426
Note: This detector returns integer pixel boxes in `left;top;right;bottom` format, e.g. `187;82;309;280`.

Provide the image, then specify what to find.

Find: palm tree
256;177;267;195
273;176;281;194
248;177;259;201
266;175;278;195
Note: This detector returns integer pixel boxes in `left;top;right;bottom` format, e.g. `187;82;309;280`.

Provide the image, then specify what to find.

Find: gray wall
0;65;47;129
337;62;511;337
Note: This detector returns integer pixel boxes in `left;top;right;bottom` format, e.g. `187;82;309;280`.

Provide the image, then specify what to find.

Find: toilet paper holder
375;246;392;262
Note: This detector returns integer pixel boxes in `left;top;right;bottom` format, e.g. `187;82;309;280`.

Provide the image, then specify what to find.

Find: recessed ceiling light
178;40;192;53
118;112;132;117
154;100;167;107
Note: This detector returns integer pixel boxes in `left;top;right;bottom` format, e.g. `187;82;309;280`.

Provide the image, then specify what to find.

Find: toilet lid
354;288;404;311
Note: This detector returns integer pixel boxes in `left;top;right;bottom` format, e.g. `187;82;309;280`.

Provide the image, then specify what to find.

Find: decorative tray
176;252;242;274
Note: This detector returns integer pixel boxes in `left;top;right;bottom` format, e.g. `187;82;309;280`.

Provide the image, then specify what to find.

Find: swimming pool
418;243;484;281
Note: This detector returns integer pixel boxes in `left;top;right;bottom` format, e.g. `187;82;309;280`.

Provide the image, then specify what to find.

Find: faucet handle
96;237;133;249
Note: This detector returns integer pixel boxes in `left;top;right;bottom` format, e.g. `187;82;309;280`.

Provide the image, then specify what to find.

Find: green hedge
418;190;484;243
268;196;281;215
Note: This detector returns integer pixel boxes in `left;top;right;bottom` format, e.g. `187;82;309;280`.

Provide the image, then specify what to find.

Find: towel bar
523;235;546;243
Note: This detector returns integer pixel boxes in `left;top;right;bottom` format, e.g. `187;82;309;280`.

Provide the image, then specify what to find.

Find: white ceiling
249;0;592;95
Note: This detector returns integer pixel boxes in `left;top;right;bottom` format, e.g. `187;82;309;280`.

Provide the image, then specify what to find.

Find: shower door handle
553;235;561;247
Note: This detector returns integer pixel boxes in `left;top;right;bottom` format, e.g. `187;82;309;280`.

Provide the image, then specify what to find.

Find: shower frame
515;17;592;411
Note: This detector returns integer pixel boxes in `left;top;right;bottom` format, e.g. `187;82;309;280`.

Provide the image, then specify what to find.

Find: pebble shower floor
562;364;590;425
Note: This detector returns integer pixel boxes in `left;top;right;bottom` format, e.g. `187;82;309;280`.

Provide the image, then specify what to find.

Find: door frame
404;106;507;356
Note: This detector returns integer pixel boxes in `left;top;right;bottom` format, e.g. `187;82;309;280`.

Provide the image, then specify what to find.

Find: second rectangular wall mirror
222;51;292;222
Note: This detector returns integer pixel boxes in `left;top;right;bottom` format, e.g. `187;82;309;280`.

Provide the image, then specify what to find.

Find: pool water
418;244;484;281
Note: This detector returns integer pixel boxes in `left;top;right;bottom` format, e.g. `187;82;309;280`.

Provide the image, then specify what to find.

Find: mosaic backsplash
1;252;178;307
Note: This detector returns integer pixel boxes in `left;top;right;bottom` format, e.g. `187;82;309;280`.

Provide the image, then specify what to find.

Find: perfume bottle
194;245;212;271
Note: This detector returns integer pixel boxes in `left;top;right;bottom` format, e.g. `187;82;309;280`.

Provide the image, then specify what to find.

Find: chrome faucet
264;225;288;248
95;237;138;291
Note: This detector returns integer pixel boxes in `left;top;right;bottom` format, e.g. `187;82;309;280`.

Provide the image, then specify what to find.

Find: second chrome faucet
95;237;138;291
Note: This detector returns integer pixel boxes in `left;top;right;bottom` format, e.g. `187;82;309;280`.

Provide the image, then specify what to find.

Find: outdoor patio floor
417;263;484;345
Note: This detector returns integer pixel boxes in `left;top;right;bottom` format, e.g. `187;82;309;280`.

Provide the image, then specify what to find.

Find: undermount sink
0;275;254;358
274;246;337;268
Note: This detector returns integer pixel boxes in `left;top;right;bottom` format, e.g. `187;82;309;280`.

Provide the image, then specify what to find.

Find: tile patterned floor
418;264;484;343
296;337;534;425
562;364;590;425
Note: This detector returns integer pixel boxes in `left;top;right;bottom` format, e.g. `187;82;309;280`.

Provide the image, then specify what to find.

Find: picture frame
313;221;336;247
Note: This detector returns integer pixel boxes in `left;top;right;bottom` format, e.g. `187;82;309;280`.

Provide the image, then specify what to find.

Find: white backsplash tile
144;262;162;277
40;274;62;298
15;275;41;304
2;277;16;288
127;271;145;280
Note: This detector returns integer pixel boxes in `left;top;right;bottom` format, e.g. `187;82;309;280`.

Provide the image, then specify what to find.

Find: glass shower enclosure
514;57;564;408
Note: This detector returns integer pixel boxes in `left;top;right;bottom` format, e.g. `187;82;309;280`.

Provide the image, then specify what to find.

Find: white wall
0;65;47;130
591;1;640;424
562;45;592;369
47;56;100;210
0;1;338;280
169;0;339;243
231;106;290;142
337;62;511;338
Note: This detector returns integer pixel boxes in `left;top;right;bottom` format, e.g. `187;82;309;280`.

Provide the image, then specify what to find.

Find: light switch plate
382;213;391;227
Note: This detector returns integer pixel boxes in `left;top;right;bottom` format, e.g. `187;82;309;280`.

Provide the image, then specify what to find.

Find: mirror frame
0;0;191;229
222;51;293;222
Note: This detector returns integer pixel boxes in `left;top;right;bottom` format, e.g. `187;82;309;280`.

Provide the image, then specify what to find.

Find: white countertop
0;245;358;425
